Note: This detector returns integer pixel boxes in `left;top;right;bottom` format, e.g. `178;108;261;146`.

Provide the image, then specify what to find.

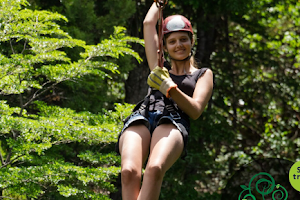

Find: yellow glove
147;66;177;98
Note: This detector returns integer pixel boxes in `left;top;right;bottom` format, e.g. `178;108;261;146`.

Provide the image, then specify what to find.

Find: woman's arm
169;69;214;120
143;3;159;71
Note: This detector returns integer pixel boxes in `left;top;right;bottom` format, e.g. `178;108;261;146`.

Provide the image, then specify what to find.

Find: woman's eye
181;38;188;42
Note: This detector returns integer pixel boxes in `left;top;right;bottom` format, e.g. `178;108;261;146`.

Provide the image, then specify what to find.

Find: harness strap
131;93;150;119
163;97;182;121
132;88;185;122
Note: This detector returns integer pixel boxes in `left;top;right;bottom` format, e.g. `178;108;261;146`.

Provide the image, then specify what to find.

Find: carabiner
155;0;168;9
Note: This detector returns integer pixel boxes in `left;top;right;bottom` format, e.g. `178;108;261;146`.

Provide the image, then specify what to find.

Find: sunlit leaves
0;0;143;199
0;100;128;198
0;161;119;199
0;7;69;42
29;37;85;54
81;26;144;63
78;151;121;166
0;0;143;98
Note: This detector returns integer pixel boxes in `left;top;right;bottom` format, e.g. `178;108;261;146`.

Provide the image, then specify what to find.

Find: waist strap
132;89;188;122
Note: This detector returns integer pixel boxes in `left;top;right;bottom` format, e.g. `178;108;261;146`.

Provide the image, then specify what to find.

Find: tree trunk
124;0;151;104
125;62;149;104
195;10;218;69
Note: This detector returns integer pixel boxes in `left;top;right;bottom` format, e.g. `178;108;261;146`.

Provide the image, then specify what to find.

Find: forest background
0;0;299;199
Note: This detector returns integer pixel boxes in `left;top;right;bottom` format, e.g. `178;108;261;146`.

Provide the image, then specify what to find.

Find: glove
147;66;177;98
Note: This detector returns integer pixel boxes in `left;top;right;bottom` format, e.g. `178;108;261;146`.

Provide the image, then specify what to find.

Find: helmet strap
169;55;191;62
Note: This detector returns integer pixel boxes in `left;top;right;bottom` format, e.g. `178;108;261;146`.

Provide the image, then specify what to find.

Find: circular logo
222;158;300;199
289;160;300;191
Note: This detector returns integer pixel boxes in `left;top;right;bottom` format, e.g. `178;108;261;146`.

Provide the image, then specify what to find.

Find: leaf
240;185;248;190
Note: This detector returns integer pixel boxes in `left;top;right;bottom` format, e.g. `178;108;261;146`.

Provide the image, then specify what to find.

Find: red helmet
163;15;193;35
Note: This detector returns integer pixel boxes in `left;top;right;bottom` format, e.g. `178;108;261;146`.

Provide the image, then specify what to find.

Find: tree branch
0;196;15;200
0;65;22;81
0;150;4;166
5;148;12;165
9;39;16;54
0;153;25;169
22;79;67;109
18;74;24;116
21;39;28;54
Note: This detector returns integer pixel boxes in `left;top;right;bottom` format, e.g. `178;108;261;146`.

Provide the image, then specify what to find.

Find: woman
116;2;213;200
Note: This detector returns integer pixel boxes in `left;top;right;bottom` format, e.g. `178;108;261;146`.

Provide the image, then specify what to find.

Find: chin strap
169;55;191;62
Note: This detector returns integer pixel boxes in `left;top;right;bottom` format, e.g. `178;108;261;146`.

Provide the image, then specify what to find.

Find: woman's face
164;31;193;61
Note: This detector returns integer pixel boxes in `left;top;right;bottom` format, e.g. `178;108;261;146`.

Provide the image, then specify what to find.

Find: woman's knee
121;164;141;184
144;163;165;181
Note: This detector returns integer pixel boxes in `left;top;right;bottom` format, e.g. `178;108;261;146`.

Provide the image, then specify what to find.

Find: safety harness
128;88;186;122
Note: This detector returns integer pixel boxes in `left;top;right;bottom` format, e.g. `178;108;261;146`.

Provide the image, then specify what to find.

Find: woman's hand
147;66;177;98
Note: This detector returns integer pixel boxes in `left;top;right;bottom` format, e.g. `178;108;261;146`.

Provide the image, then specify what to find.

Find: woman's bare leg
119;124;151;200
137;124;184;200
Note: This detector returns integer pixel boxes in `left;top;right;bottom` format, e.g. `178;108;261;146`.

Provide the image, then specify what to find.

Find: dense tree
26;0;139;112
0;0;142;199
159;0;300;199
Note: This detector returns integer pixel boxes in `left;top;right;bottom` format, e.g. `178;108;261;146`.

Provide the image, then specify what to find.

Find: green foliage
157;0;300;199
24;0;140;112
212;0;300;158
0;100;135;199
0;100;121;198
190;0;300;197
0;0;141;199
50;0;137;43
81;26;143;69
0;0;143;109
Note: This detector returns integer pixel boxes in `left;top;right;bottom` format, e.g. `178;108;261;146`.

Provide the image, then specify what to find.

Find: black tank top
148;62;209;113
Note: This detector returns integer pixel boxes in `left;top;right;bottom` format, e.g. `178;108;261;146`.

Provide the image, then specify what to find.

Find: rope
155;0;168;68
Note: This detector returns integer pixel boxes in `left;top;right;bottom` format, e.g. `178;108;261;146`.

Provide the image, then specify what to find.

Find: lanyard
155;0;168;68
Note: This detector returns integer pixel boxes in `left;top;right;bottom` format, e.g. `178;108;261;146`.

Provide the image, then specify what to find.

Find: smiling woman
163;15;195;69
164;31;194;71
115;2;214;200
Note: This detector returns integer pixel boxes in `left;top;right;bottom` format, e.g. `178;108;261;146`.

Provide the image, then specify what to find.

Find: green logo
239;172;288;200
289;160;300;192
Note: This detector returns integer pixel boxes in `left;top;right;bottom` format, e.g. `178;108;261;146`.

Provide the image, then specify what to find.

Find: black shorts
115;110;190;158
